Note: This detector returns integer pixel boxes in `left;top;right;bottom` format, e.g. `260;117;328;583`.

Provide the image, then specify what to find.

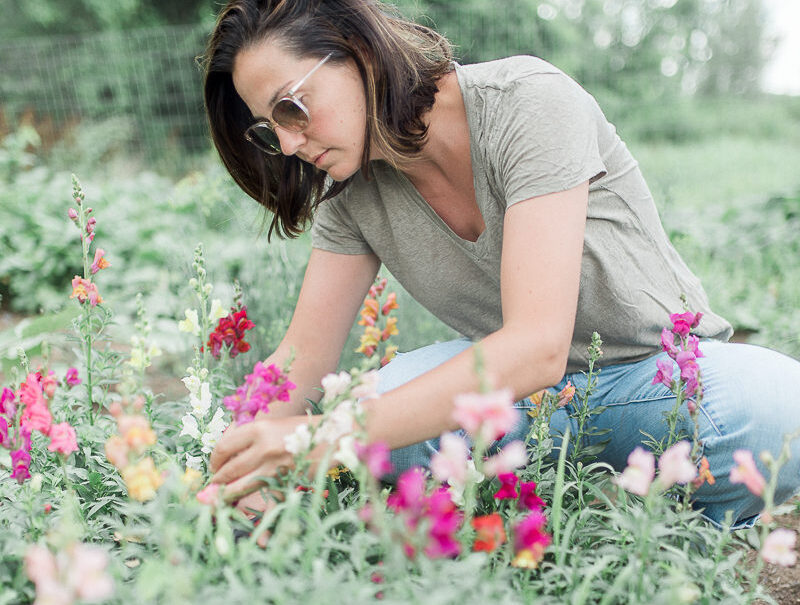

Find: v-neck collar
387;63;491;256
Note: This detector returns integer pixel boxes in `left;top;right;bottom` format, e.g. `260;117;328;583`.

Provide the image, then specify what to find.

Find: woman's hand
209;415;309;503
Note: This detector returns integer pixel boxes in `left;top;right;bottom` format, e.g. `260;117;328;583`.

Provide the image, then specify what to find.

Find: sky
761;0;800;94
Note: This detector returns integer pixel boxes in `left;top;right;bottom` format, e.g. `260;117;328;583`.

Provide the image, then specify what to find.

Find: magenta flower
518;481;545;511
613;447;655;496
64;368;81;387
670;311;703;338
424;488;463;558
223;361;296;424
675;350;701;397
514;509;551;553
11;448;32;483
494;472;520;499
652;357;674;389
0;417;8;447
0;387;15;416
452;388;518;442
356;441;394;480
657;441;697;489
48;422;78;456
761;528;797;566
730;449;766;497
387;467;427;516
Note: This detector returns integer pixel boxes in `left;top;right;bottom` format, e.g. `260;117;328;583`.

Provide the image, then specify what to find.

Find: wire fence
0;24;210;168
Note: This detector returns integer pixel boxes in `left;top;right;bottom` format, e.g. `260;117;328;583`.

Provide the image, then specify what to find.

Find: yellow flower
181;467;202;491
381;316;398;341
327;466;349;481
122;457;163;501
511;545;546;569
356;326;381;355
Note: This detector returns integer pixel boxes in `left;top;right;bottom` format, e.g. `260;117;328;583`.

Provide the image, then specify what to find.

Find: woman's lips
313;150;328;167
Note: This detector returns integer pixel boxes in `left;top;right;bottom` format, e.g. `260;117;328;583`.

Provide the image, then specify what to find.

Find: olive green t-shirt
311;56;731;372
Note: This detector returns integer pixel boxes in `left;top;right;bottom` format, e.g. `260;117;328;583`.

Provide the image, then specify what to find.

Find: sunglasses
244;53;333;155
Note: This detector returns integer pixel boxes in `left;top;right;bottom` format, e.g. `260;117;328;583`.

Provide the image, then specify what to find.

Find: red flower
206;306;255;360
472;513;506;552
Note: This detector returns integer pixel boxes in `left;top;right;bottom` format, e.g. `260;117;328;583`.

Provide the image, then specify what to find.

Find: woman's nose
276;127;307;157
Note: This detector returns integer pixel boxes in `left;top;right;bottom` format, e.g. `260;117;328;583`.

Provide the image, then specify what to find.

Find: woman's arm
363;181;588;449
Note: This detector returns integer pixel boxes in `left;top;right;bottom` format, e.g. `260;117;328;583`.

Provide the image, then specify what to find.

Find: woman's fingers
209;422;255;472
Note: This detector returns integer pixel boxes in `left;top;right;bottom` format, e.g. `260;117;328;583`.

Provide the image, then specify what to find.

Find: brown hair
202;0;453;239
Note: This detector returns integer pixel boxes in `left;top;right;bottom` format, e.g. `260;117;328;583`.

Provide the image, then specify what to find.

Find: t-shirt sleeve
311;191;374;255
491;72;607;207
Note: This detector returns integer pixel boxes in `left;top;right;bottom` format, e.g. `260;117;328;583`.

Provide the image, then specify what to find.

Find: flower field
0;168;798;605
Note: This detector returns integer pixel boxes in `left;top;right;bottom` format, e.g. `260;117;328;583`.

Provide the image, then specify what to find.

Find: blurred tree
0;0;217;38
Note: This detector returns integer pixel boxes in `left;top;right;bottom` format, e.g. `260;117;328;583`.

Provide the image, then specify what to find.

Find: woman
204;0;800;527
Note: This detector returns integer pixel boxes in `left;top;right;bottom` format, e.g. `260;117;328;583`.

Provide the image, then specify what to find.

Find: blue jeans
376;338;800;528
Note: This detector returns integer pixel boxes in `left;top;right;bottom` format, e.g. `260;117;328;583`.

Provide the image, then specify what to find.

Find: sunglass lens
272;99;309;132
248;124;281;154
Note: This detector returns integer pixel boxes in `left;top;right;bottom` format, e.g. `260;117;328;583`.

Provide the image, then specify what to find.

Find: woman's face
233;39;372;182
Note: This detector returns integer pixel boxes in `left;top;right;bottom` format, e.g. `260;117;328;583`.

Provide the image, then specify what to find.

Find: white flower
190;382;212;418
334;434;359;469
761;528;798;566
351;370;380;400
284;423;312;455
178;309;201;335
201;408;227;454
208;299;227;323
185;453;203;471
431;433;470;484
321;371;352;403
448;459;484;506
180;413;200;439
316;400;356;444
182;375;201;398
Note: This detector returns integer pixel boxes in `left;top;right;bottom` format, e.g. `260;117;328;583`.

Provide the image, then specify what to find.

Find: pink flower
42;372;58;399
483;440;527;477
21;403;52;435
197;483;221;505
0;417;8;447
18;372;46;409
761;528;797;566
657;441;697;488
652;358;674;389
48;422;78;456
686;335;704;358
493;472;520;499
356;441;394;479
430;433;470;485
64;368;81;387
660;327;679;358
69;543;114;601
69;276;102;306
11;448;32;483
90;248;110;274
730;449;766;497
223;361;296;424
452;388;518;442
676;350;701;396
670;311;702;338
68;208;78;220
613;447;655;496
24;544;58;587
518;481;545;511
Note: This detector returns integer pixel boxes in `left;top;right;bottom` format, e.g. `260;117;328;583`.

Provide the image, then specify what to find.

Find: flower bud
29;473;43;492
68;208;78;220
759;450;774;465
203;284;213;296
188;278;198;289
